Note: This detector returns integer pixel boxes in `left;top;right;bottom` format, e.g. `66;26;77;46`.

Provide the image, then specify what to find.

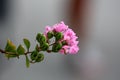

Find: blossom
59;45;69;54
53;21;68;32
69;45;79;54
57;22;79;54
44;21;79;54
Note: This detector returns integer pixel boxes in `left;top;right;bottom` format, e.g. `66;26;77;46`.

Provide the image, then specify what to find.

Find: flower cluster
0;21;79;68
45;21;79;54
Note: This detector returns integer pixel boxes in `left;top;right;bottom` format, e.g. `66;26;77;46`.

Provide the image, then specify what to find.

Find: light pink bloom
69;40;79;46
64;28;76;37
59;45;69;54
44;21;79;54
53;21;68;32
58;22;79;54
69;45;79;54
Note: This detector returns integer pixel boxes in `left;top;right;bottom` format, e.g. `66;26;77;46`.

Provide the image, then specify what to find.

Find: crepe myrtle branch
0;21;79;68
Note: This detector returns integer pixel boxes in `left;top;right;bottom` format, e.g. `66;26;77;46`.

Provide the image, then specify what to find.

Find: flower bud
36;33;42;42
47;31;54;39
36;33;47;44
35;53;44;62
54;32;63;41
40;43;49;51
52;42;62;52
30;50;38;60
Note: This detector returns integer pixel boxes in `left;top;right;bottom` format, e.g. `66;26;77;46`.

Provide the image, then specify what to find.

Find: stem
0;49;6;54
49;43;56;46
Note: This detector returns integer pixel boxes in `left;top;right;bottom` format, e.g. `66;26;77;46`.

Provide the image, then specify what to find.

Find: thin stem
49;43;55;46
0;49;6;54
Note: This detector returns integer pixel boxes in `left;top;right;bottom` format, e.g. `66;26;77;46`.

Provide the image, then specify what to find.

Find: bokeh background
0;0;120;80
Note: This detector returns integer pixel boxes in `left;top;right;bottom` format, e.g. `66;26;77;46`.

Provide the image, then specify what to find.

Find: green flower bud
35;53;44;62
55;32;63;41
40;43;49;51
40;35;46;43
36;33;46;44
47;31;54;39
30;50;38;60
52;42;62;52
36;33;42;42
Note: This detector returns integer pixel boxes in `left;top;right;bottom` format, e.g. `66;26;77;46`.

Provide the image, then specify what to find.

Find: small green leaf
47;31;54;39
23;38;30;50
5;39;16;53
35;53;44;62
5;53;18;59
26;56;30;68
55;32;63;41
17;45;25;55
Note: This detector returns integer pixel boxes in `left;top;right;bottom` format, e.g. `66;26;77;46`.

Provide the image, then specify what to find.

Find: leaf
26;56;30;68
5;53;18;59
17;45;25;55
23;38;30;50
5;39;16;53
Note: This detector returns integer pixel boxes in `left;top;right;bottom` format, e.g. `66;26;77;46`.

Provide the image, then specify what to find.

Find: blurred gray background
0;0;120;80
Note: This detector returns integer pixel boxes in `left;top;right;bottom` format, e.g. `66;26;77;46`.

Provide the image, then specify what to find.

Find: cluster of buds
0;21;79;68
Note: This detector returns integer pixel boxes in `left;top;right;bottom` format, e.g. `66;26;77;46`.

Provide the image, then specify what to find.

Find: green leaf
5;53;18;59
52;42;62;52
17;45;25;55
35;53;44;62
23;38;30;50
47;31;54;39
26;56;30;68
55;32;63;41
30;50;38;60
40;43;49;51
5;39;16;53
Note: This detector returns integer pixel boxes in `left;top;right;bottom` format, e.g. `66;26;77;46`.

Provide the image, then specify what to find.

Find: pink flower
59;45;69;54
64;28;76;37
53;21;68;32
44;26;52;35
69;45;79;54
44;21;79;55
58;23;79;54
